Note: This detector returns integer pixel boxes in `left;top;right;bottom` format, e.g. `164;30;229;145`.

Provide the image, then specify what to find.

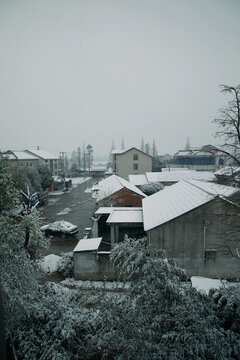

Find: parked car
41;221;79;237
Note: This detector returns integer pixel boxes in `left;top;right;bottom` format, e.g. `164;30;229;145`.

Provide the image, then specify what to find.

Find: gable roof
143;180;240;231
112;147;152;158
93;174;146;202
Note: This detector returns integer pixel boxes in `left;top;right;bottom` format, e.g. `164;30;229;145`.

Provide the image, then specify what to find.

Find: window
133;163;138;170
133;154;138;161
205;249;216;261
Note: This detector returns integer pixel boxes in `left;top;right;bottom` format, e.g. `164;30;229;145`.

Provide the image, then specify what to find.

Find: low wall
74;251;117;281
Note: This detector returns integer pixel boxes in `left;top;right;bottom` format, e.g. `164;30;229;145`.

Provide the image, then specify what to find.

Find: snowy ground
70;177;91;185
57;207;72;216
61;278;129;291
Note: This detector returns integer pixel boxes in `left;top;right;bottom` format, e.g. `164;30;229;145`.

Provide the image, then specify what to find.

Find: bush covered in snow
140;181;164;195
58;251;74;277
13;283;98;360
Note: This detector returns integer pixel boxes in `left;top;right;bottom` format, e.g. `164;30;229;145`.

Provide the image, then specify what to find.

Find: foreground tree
213;85;240;166
97;238;240;359
0;154;98;359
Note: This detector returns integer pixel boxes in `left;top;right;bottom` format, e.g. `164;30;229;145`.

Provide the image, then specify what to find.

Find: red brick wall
98;188;144;207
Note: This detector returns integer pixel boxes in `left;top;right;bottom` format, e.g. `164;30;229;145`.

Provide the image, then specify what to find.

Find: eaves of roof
113;147;153;158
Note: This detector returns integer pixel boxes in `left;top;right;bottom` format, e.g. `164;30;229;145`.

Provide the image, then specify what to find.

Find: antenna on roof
37;146;40;150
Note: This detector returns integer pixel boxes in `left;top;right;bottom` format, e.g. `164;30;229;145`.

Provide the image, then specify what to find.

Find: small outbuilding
73;237;116;281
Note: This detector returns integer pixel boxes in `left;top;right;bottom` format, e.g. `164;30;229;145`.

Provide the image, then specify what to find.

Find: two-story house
112;147;152;179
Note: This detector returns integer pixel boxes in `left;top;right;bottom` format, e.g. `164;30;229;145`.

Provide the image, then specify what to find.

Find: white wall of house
114;148;152;179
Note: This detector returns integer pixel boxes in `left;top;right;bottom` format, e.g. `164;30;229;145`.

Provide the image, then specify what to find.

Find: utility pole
82;143;86;174
60;152;66;188
77;146;81;172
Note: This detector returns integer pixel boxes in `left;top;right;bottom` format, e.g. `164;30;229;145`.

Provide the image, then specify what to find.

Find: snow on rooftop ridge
143;180;216;231
112;149;125;154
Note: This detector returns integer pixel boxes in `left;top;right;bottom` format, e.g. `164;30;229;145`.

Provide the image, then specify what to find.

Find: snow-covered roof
145;170;216;183
214;166;240;176
143;180;239;231
188;180;240;198
73;237;102;252
7;150;39;160
93;174;146;202
112;147;152;157
161;167;189;172
106;208;143;224
26;149;59;160
174;148;224;157
128;174;148;186
112;149;125;154
95;207;141;215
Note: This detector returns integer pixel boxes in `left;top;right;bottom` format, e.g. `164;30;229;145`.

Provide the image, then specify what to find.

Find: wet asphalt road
39;177;98;256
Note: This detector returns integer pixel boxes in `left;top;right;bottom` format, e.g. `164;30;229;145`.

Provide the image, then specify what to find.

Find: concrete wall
115;148;152;179
74;251;116;281
148;198;240;279
98;188;144;207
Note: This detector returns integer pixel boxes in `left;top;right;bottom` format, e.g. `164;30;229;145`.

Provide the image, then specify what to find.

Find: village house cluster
73;146;240;281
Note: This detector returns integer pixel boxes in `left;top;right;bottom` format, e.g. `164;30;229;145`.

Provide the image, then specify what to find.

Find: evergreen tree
152;139;158;157
140;137;145;152
185;136;190;150
108;140;115;169
145;143;151;154
77;146;81;171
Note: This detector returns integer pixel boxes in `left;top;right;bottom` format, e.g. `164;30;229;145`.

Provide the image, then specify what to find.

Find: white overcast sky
1;0;240;157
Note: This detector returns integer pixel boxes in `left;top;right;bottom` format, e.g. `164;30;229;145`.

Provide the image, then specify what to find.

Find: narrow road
39;177;98;256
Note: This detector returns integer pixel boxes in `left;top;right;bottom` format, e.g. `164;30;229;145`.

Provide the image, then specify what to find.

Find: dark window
133;154;138;161
205;249;216;261
133;163;138;170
